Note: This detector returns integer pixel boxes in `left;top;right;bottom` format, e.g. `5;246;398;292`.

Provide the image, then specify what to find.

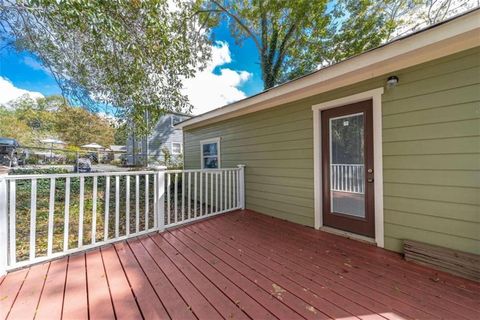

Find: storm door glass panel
329;112;365;218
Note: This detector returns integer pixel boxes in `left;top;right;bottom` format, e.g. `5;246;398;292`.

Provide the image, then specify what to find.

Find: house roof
176;8;480;130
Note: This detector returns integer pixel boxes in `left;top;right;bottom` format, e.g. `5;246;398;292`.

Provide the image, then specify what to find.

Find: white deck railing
330;164;364;194
0;165;245;273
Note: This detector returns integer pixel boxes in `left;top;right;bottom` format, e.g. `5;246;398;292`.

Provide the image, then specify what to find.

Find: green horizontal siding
184;47;480;254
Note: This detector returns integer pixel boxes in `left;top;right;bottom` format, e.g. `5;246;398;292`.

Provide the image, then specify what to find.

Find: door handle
367;178;374;183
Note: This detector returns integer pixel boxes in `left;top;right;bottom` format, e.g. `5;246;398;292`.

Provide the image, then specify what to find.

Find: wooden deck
1;210;479;320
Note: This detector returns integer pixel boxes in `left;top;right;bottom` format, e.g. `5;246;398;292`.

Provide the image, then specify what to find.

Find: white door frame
312;88;385;247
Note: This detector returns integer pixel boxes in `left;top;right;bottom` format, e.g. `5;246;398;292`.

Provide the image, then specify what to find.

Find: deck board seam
111;244;146;320
162;231;275;320
146;235;232;320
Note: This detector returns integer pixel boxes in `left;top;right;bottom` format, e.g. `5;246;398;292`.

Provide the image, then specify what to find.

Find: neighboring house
108;145;126;161
177;11;480;256
126;112;191;165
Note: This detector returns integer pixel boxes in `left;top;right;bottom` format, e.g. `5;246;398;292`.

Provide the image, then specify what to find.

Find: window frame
200;137;221;169
171;142;183;155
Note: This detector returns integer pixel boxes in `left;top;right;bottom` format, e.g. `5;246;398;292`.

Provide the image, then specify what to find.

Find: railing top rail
331;164;365;166
165;168;240;174
1;170;156;180
1;167;243;180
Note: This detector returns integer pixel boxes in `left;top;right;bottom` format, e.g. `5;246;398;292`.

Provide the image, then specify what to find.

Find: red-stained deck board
207;213;465;319
35;258;68;320
150;234;251;320
177;226;329;320
198;217;407;320
249;210;480;295
6;262;48;320
194;220;388;320
100;246;142;320
114;241;170;319
1;209;479;320
126;238;196;320
220;211;480;315
0;268;28;319
136;236;223;320
199;216;428;319
184;223;363;320
161;231;277;320
168;228;303;320
62;254;88;320
86;250;116;319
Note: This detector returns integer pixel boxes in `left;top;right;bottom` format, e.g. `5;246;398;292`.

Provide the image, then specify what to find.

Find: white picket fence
330;164;365;193
0;165;245;274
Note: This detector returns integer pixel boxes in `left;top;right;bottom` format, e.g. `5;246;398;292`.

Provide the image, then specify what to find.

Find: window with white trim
172;142;182;155
200;138;220;169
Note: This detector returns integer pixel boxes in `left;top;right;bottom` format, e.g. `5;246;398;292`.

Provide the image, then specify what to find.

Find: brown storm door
321;100;375;237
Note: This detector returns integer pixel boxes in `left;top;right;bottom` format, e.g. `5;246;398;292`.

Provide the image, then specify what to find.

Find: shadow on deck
1;210;479;319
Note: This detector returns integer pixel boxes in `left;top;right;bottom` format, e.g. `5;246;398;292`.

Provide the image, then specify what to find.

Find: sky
0;19;264;115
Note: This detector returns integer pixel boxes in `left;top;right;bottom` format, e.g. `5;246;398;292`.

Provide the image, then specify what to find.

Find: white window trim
312;87;385;248
171;142;182;155
200;137;221;169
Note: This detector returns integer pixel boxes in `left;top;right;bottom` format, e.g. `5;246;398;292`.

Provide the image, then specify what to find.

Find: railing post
0;167;9;276
237;164;246;210
153;166;167;231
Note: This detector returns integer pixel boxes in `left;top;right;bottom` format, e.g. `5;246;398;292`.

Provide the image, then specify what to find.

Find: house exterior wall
126;114;188;165
183;47;480;255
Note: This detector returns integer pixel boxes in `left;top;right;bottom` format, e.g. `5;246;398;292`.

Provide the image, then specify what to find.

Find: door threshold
320;226;377;246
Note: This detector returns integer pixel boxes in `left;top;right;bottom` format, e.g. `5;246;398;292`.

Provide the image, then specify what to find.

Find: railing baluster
153;174;157;229
126;176;130;235
194;172;197;218
220;171;223;212
78;176;85;247
29;179;37;260
92;176;97;244
145;174;149;230
135;175;140;233
188;172;191;219
174;173;178;223
115;176;120;237
204;172;208;216
47;178;55;256
64;177;70;251
181;172;185;221
216;172;219;213
233;170;237;208
9;181;16;265
104;176;110;241
210;172;214;214
167;173;171;225
199;172;203;216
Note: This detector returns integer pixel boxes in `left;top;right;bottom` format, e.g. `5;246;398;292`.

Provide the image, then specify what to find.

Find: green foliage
1;0;211;132
202;0;470;89
0;95;116;147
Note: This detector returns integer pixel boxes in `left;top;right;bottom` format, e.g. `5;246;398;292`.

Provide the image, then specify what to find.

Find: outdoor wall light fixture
386;75;399;89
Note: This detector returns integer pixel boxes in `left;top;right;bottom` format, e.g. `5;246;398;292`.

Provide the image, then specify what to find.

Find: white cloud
23;56;50;74
0;76;44;107
182;41;252;115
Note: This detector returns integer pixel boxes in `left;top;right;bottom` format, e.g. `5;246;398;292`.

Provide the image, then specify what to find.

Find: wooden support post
153;166;167;231
237;164;246;210
0;167;9;275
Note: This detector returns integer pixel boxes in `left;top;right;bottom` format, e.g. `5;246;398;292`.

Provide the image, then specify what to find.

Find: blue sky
0;19;264;113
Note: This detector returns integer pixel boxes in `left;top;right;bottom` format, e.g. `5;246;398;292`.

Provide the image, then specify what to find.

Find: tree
201;0;398;89
202;0;476;89
0;0;211;132
54;104;115;147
